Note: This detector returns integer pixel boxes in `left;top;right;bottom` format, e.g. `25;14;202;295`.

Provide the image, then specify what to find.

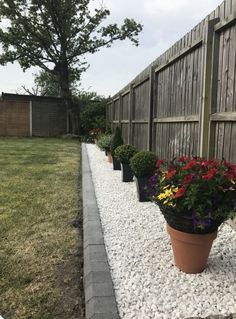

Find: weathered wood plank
153;115;199;123
154;39;203;74
214;13;236;32
210;112;236;121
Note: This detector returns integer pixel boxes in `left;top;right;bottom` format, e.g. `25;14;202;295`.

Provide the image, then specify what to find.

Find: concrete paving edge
82;143;120;319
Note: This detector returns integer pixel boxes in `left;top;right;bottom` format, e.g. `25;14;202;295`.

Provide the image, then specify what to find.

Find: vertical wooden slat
128;84;134;144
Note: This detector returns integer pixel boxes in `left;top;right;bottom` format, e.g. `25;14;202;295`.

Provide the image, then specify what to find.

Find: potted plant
97;134;113;163
150;157;236;273
130;150;157;202
110;127;124;170
114;144;137;182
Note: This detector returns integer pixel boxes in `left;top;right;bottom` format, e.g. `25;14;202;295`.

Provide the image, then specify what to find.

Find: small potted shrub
114;144;137;182
110;127;124;170
97;134;113;163
130;150;158;201
150;157;236;273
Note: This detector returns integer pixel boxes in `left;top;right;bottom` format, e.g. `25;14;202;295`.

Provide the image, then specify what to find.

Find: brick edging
82;143;120;319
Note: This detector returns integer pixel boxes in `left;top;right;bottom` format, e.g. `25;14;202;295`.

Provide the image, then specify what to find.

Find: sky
0;0;223;98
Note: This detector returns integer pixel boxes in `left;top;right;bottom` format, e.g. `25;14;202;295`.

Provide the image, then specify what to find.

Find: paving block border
82;143;120;319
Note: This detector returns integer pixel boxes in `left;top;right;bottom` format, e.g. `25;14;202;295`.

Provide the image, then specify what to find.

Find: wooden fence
107;0;236;164
0;93;67;136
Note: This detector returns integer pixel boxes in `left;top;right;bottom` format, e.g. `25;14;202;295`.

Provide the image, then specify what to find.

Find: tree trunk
57;62;73;134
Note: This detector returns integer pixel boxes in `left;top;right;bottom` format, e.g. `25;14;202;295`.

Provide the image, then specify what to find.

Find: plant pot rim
167;224;218;243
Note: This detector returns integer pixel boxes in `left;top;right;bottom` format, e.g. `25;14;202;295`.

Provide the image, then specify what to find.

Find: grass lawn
0;138;84;319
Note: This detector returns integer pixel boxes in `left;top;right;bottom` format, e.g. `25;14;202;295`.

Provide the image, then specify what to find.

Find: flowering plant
150;157;236;234
89;128;103;141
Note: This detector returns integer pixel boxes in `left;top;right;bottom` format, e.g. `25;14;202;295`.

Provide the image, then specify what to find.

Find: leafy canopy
0;0;143;94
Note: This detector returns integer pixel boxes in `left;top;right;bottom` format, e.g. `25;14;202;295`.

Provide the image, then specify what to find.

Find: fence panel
0;101;30;136
108;0;236;164
32;100;66;136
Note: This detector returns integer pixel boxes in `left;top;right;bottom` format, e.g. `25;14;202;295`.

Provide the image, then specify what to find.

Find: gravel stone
86;144;236;319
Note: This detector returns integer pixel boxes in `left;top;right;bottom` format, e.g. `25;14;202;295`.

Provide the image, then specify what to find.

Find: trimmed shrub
114;144;137;164
130;150;158;177
110;127;124;155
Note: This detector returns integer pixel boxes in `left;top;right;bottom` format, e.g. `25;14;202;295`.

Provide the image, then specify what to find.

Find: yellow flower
158;192;167;200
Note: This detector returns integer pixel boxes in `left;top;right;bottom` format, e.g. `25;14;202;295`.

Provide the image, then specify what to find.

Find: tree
80;97;107;136
0;0;142;104
21;71;61;96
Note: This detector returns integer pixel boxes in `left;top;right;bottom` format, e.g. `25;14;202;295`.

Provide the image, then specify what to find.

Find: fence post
208;21;220;159
111;100;115;131
119;94;122;128
128;84;134;144
148;66;154;151
199;18;219;158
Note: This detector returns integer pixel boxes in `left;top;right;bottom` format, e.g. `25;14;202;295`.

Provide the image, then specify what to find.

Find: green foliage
0;0;143;99
29;70;80;97
97;134;112;151
80;99;107;135
130;150;158;177
114;144;137;164
110;127;124;155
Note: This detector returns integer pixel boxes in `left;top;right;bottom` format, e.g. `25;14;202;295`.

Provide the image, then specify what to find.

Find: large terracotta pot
167;224;217;274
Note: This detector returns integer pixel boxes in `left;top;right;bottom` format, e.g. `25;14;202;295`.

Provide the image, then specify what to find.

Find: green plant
130;150;157;177
150;157;236;233
97;134;112;151
80;101;106;135
114;144;137;164
110;127;124;155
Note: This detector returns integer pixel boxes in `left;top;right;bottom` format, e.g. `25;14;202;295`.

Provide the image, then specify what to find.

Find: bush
80;100;106;135
130;150;158;177
110;127;124;155
97;134;112;151
114;144;137;164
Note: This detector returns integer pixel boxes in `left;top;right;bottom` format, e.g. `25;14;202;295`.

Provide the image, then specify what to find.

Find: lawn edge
82;143;120;319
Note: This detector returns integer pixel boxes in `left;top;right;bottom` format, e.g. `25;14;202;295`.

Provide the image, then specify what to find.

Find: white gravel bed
86;143;236;319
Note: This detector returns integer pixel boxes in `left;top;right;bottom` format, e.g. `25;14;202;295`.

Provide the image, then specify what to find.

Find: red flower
183;159;197;170
182;174;194;184
167;169;176;179
202;168;218;180
156;159;165;169
174;186;187;198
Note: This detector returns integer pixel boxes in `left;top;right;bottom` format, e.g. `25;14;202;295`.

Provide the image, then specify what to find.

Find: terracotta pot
167;224;217;274
107;152;112;163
